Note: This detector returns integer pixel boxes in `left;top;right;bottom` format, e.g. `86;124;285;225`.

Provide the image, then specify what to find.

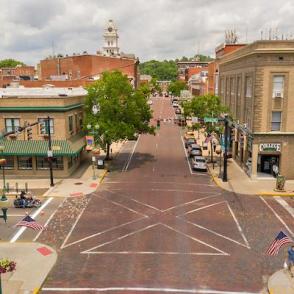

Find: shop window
271;111;282;131
272;76;284;98
5;118;20;132
52;157;64;170
3;156;14;169
68;156;74;169
245;76;252;98
36;157;50;170
68;116;74;134
18;156;33;170
38;118;54;134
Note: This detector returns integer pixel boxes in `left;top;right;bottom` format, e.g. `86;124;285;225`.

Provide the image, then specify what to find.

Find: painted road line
42;287;259;293
10;197;53;243
122;135;141;172
226;203;251;249
180;201;226;216
85;251;228;256
81;224;158;254
260;196;294;237
60;206;87;249
33;197;67;242
162;223;228;256
62;217;147;250
274;196;294;218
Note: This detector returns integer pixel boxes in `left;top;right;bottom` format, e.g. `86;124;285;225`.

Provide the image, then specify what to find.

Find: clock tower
102;20;119;56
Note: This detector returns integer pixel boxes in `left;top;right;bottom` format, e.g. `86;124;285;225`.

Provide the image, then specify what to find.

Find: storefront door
258;155;279;174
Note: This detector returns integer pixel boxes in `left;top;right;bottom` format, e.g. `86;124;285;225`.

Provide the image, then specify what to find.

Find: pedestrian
272;164;279;178
287;245;294;277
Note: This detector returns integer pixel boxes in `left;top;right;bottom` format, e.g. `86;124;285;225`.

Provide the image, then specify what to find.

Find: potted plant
0;258;16;293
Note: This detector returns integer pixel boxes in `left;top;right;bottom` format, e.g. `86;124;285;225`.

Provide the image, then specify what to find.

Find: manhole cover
74;182;83;185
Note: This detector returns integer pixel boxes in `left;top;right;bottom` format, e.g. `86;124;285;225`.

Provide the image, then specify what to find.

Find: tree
139;60;177;81
183;94;229;135
0;59;25;68
168;80;187;96
84;71;155;159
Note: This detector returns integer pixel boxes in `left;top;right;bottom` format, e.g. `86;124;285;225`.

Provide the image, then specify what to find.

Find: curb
99;169;108;184
260;192;294;197
207;165;224;190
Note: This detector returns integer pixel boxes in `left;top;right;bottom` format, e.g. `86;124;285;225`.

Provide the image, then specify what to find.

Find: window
236;77;241;119
245;77;252;98
271;111;282;131
36;157;50;170
68;156;74;169
17;156;33;170
52;157;64;170
79;113;83;129
5;118;20;132
38;118;54;134
68;116;74;133
272;76;284;98
3;156;14;169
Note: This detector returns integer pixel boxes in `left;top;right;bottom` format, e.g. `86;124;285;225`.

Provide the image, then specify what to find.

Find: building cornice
0;103;84;112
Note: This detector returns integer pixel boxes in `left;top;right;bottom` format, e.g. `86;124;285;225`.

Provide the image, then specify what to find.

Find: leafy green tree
84;71;155;159
168;80;188;96
0;59;25;68
139;60;177;81
183;94;229;135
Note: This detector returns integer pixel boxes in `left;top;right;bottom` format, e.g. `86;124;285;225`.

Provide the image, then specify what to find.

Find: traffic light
40;122;47;134
157;119;160;128
27;126;33;141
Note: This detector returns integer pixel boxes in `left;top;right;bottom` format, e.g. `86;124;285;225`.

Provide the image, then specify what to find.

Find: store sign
259;143;281;152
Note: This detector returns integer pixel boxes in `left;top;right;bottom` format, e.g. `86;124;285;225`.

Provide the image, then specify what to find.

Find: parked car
188;144;202;157
191;156;207;171
184;131;195;141
175;108;181;114
185;137;196;148
172;101;179;108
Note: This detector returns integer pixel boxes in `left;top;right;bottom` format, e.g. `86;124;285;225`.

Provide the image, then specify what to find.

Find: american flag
15;215;45;231
266;231;293;256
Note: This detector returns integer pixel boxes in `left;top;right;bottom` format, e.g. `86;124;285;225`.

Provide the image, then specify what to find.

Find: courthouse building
0;87;87;177
218;40;294;179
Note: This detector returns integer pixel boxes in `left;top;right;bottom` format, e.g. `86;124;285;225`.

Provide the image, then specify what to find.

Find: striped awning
0;136;86;157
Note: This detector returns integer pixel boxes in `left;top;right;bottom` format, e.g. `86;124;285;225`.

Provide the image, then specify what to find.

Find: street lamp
0;146;8;223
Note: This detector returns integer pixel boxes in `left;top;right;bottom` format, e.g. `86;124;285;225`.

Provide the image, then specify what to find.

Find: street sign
191;117;198;123
204;117;218;123
47;150;53;158
52;145;61;151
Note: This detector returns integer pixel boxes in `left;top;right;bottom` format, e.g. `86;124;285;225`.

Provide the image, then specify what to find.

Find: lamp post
0;146;8;223
222;116;229;182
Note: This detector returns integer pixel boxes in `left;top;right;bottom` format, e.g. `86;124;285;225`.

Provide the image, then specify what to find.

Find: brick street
40;97;294;293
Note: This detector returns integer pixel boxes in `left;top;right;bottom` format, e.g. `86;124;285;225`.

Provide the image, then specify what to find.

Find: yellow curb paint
260;192;294;197
99;169;108;184
33;288;40;294
207;166;224;190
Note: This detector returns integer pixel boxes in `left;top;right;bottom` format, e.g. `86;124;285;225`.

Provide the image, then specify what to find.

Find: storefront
257;143;281;177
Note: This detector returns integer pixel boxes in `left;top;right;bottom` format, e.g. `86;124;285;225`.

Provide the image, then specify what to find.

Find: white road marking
122;135;140;172
105;181;215;187
180;201;226;216
10;197;53;243
260;196;294;237
274;196;294;218
81;224;158;254
60;206;87;249
62;217;147;250
85;251;226;256
226;202;250;249
156;143;158;149
33;197;67;242
162;223;229;256
152;167;155;173
163;194;221;212
42;287;259;293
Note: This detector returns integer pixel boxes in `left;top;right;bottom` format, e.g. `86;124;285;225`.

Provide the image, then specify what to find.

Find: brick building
0;65;35;87
39;54;139;88
177;61;209;81
218;40;294;179
0;87;87;177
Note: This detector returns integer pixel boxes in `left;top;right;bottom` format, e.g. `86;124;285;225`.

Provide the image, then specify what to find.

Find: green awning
0;136;86;157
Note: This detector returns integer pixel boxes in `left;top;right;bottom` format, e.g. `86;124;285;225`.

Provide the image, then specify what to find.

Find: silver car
191;156;207;171
188;144;202;157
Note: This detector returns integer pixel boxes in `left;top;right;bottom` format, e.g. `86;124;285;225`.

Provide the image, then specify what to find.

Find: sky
1;0;294;65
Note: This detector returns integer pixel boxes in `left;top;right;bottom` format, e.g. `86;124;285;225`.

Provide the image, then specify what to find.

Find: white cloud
0;0;294;64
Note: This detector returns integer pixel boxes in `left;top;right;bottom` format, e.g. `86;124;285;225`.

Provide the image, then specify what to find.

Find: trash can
97;159;105;169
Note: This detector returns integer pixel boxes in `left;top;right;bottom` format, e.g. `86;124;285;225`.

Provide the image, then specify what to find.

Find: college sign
259;143;281;152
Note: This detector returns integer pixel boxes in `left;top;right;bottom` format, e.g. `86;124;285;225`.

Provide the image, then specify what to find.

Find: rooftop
0;87;87;98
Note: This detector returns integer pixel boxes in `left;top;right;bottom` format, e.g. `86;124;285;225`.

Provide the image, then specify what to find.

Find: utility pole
47;116;54;187
222;116;229;182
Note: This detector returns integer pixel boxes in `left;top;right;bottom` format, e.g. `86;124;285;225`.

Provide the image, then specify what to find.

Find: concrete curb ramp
268;269;294;293
0;242;57;294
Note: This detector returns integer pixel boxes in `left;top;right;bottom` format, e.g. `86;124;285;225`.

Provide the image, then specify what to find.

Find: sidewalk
267;268;294;294
0;242;57;294
189;129;294;196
